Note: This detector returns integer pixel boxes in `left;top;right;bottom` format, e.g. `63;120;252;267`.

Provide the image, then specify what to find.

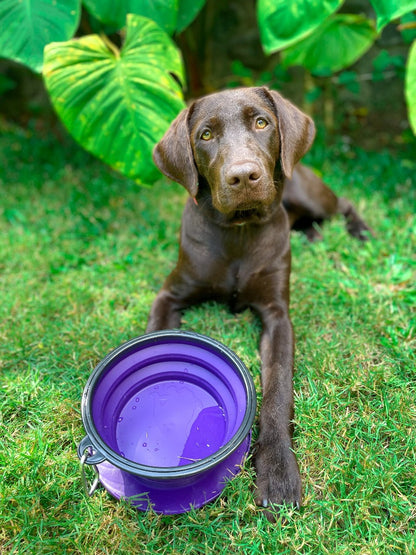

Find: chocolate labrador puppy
146;87;370;517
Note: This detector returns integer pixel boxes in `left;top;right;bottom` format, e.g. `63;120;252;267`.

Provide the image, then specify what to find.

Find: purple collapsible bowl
77;330;256;514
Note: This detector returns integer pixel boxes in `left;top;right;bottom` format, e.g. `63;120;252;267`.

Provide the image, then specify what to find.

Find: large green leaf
369;0;416;32
400;12;416;45
405;41;416;134
43;14;186;184
177;0;206;33
257;0;343;54
83;0;178;34
282;15;377;75
0;0;80;73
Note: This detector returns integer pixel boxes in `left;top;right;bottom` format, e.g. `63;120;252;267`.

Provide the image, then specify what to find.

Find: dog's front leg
254;305;301;518
146;286;183;332
146;264;202;332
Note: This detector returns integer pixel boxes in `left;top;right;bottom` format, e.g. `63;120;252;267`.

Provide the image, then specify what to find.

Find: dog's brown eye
201;130;212;141
255;118;268;129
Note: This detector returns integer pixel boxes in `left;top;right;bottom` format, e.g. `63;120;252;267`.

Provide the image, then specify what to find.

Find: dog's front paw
255;443;302;521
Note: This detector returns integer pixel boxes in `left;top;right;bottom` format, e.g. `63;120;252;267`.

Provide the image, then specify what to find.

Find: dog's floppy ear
152;106;198;197
263;88;316;179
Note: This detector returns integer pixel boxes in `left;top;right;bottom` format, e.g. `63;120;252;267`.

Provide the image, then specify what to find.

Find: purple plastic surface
95;435;251;514
116;378;227;466
81;332;255;514
91;342;246;467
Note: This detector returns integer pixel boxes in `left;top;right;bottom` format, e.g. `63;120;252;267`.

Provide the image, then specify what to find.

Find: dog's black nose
225;161;262;187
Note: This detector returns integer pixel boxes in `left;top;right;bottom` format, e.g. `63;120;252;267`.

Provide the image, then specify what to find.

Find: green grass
1;121;415;554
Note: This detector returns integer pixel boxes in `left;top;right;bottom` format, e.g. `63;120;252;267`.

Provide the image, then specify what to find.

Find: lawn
1;121;415;554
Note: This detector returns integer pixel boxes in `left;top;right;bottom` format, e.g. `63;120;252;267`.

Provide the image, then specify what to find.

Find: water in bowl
116;377;227;467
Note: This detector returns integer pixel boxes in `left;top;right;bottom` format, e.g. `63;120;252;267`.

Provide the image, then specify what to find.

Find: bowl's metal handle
77;436;105;497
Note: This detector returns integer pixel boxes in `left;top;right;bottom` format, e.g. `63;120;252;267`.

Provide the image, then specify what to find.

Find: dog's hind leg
336;197;373;241
283;164;372;241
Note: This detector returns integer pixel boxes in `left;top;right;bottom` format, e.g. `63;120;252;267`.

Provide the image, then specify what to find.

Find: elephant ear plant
0;0;80;73
257;0;416;133
0;0;416;184
43;15;186;185
0;0;192;185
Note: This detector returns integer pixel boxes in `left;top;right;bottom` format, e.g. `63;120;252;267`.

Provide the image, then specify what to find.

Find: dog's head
153;87;315;225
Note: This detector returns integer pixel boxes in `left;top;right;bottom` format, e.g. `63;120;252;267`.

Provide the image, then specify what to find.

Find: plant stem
100;33;120;58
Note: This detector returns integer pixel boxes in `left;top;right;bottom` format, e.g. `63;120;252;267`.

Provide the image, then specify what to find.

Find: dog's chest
180;203;290;305
189;224;282;299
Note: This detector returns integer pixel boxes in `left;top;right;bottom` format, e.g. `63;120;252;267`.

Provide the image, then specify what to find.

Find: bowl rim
81;330;257;479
